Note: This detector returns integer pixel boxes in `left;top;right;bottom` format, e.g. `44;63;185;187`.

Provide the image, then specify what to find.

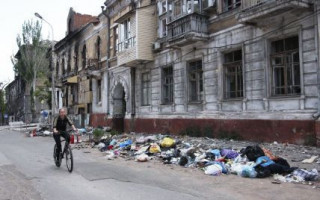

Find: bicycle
53;130;74;173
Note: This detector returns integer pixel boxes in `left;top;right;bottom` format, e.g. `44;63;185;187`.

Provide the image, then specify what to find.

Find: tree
11;20;50;121
0;82;7;125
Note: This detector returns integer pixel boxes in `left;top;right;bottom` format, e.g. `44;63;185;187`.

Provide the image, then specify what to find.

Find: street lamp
34;12;56;125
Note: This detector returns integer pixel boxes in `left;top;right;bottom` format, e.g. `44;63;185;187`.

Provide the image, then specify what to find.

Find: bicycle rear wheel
65;146;73;173
53;144;61;167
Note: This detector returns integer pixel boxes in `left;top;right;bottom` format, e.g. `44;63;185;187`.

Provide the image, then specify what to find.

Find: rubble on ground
77;131;320;186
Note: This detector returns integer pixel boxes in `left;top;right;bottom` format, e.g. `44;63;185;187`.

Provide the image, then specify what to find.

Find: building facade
54;8;109;127
57;0;320;145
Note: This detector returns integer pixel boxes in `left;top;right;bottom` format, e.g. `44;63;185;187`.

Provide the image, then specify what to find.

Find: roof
54;8;100;51
67;8;99;35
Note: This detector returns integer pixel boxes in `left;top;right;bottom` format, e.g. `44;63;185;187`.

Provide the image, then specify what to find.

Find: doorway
112;83;126;133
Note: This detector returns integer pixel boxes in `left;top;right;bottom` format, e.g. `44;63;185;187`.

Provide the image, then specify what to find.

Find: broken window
97;79;102;103
188;60;203;102
96;36;101;60
74;46;79;72
271;36;300;96
141;72;151;106
56;62;59;78
87;103;92;114
162;66;174;104
224;50;243;99
223;0;241;12
67;50;71;73
62;58;65;75
82;45;87;69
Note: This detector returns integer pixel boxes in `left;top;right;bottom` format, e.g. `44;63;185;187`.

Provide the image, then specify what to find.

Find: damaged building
55;0;320;145
54;8;109;127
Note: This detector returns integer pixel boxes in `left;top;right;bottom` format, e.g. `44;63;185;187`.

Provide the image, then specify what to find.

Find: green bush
93;129;105;140
110;129;119;136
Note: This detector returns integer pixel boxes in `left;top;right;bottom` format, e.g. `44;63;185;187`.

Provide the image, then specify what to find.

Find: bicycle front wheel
65;146;73;173
53;144;61;167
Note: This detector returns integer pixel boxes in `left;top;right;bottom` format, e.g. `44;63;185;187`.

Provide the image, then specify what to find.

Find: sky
0;0;104;84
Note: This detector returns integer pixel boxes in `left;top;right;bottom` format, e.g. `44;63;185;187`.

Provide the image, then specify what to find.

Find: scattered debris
302;156;319;164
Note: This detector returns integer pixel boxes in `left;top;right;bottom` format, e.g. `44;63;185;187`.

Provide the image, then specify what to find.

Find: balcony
237;0;311;24
116;5;157;67
167;13;209;46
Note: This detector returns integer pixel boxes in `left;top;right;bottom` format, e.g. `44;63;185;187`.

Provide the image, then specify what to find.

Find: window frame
117;18;135;52
162;66;174;104
222;0;241;12
187;60;203;103
270;36;301;96
97;79;102;103
223;49;244;99
82;45;87;69
141;72;151;106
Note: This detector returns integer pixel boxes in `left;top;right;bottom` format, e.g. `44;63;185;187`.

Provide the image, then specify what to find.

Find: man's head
59;108;66;119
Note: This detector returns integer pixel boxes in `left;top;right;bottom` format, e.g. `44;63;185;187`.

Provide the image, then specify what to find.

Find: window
224;50;243;99
56;62;59;77
62;58;65;74
223;0;241;12
188;60;203;102
159;0;168;15
89;78;92;91
74;46;78;72
114;26;119;55
141;72;151;106
174;1;182;17
271;36;300;96
87;103;92;114
117;18;134;52
67;50;71;73
162;66;174;104
96;37;101;60
97;79;102;103
82;45;86;69
160;18;167;37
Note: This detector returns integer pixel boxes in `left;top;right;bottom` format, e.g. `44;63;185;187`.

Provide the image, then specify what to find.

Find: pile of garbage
92;132;319;184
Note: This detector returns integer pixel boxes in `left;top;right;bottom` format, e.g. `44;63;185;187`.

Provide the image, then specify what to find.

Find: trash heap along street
55;127;320;188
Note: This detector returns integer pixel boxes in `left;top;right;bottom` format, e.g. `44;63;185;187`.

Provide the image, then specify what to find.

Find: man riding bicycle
53;108;77;160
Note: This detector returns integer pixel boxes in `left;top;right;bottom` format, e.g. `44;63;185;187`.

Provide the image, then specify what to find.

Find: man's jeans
53;131;70;158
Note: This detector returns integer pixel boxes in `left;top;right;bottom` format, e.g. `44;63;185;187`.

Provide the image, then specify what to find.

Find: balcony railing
167;13;208;41
117;36;136;53
241;0;311;11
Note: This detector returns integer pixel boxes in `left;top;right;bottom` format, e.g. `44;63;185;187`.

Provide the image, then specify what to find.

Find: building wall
136;5;157;61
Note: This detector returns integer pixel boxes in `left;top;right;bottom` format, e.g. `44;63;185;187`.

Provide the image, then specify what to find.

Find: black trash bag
240;145;265;162
173;149;181;157
274;157;290;168
254;165;272;178
179;156;189;166
205;152;216;161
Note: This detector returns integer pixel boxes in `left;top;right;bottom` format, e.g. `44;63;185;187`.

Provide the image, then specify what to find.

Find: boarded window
141;72;151;106
271;36;300;96
162;66;174;104
189;60;203;102
224;50;243;99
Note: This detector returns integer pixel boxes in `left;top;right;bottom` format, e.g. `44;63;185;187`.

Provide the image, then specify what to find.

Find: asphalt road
0;129;319;200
